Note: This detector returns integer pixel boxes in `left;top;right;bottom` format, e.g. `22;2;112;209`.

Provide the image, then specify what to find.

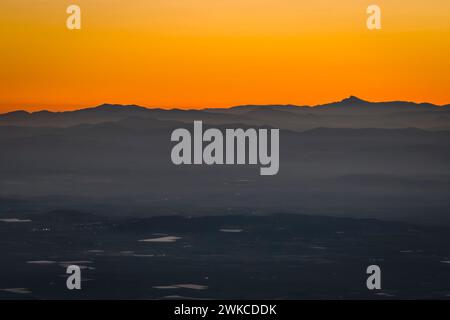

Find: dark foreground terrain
1;211;450;299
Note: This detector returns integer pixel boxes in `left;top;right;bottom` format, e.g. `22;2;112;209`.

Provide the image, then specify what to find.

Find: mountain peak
340;96;368;104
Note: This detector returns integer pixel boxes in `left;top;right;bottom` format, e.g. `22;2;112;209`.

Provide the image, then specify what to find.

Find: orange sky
0;0;449;112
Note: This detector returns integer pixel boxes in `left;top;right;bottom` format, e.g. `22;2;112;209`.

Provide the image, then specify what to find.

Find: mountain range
1;96;450;131
0;96;450;225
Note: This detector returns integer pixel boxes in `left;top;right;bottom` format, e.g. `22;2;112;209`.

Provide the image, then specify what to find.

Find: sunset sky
0;0;449;112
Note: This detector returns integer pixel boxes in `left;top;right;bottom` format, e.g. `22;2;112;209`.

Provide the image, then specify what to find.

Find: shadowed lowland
2;212;450;299
1;97;450;299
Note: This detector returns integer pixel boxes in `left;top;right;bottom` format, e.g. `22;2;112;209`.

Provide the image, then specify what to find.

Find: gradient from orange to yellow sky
0;0;449;112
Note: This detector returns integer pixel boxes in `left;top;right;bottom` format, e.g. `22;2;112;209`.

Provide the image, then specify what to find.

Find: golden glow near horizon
0;0;449;112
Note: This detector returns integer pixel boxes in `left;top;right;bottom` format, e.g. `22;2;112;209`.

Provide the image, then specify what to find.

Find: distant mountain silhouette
1;96;449;130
